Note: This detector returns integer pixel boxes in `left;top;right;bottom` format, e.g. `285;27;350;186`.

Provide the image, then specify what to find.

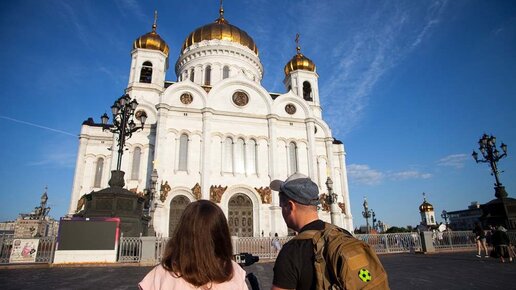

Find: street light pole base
495;186;508;199
108;170;125;188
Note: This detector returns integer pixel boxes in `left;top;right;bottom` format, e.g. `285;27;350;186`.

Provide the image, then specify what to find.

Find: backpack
294;222;390;290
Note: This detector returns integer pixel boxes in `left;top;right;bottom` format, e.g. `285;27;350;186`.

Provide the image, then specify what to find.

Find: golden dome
419;200;434;212
284;35;316;75
133;12;169;56
181;7;258;55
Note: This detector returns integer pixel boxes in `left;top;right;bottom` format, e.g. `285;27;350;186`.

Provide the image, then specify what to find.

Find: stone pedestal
420;231;435;253
75;170;150;237
481;196;516;230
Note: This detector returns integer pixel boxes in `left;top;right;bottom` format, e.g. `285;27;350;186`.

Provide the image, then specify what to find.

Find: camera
235;252;259;266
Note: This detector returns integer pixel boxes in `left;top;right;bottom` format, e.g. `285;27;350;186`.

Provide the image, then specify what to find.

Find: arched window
223;66;230;79
223;137;233;173
131;147;141;180
303;81;313;101
235;138;245;173
288;142;298;174
246;139;257;174
178;134;188;171
139;61;153;83
93;157;104;188
205;65;211;85
190;68;195;82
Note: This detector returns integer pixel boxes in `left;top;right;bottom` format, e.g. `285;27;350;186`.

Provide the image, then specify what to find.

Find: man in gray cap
270;173;325;290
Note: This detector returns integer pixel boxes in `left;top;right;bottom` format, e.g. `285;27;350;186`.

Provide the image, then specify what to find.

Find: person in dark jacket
492;226;513;263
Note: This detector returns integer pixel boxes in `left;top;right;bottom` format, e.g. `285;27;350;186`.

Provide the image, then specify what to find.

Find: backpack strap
293;223;341;290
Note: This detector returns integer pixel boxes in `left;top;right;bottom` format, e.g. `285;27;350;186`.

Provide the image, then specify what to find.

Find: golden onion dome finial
152;10;158;33
284;33;316;76
419;192;434;212
133;10;169;56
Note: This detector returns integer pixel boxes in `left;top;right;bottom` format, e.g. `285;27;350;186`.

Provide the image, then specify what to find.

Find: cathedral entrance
228;193;253;237
168;195;190;237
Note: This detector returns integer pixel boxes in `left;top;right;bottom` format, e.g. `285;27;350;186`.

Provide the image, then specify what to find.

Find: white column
68;136;88;214
201;109;213;199
305;118;317;180
325;137;335;182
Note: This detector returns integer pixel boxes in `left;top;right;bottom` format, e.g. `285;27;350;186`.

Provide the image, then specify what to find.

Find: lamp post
101;93;147;186
325;177;341;226
371;210;377;231
472;134;508;198
362;197;371;233
441;210;449;225
147;168;159;236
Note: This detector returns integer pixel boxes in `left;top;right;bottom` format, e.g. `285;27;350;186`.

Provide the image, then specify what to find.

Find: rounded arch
273;91;313;118
167;193;192;237
207;77;273;112
162;82;209;108
221;185;261;237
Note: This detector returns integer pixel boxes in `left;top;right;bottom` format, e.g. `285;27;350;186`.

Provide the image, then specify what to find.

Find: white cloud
347;164;385;185
437;154;469;169
348;164;432;185
390;170;432;180
318;1;449;136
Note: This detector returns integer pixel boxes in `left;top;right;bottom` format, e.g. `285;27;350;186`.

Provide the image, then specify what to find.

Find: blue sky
0;0;515;228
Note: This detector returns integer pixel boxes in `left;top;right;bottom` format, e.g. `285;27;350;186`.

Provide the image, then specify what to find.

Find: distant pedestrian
272;233;282;252
139;200;248;290
473;222;488;258
492;226;514;263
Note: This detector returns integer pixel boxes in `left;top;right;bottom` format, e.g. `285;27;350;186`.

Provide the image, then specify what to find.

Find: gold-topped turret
284;33;316;76
419;193;434;212
181;2;258;54
133;11;170;56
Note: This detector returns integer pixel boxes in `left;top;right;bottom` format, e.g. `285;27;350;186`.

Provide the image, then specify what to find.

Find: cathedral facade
68;8;354;237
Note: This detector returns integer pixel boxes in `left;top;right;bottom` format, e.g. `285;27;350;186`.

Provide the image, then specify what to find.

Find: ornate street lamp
441;210;449;225
371;210;377;231
101;93;147;186
325;177;341;225
147;168;159;236
362;197;372;233
472;134;508;198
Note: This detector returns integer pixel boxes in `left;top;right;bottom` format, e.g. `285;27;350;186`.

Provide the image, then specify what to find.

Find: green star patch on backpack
294;223;390;290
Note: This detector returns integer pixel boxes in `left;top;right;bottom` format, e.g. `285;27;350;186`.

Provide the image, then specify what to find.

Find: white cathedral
68;7;354;237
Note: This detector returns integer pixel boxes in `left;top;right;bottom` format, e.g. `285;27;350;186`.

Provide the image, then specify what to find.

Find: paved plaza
0;252;515;289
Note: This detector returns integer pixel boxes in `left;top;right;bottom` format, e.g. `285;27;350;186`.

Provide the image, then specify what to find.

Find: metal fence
117;235;142;263
233;236;293;260
432;231;476;250
0;234;56;264
355;232;422;253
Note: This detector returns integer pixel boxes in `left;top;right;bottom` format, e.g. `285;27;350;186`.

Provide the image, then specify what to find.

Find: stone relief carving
159;181;171;202
210;185;228;203
319;193;330;212
338;202;346;213
285;103;296;115
255;186;272;204
180;92;193;105
232;91;249;106
192;183;202;200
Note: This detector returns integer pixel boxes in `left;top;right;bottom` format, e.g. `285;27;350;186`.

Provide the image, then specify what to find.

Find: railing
432;231;476;250
0;234;56;264
233;236;293;260
355;233;422;253
117;234;142;263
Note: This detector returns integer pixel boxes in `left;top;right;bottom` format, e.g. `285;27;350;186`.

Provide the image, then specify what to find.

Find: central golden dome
181;7;258;55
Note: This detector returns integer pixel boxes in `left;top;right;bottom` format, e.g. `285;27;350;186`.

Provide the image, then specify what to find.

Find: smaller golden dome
284;34;315;76
133;12;169;56
419;200;434;212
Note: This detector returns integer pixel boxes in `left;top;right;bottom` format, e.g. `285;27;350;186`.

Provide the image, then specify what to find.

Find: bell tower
127;11;169;92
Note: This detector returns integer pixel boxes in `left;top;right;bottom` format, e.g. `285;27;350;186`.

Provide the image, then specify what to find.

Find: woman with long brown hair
139;200;248;289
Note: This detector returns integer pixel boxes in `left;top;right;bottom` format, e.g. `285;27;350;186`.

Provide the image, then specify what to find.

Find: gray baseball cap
270;173;320;206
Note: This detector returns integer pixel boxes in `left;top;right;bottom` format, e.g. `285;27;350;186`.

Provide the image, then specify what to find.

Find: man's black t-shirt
272;220;325;290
